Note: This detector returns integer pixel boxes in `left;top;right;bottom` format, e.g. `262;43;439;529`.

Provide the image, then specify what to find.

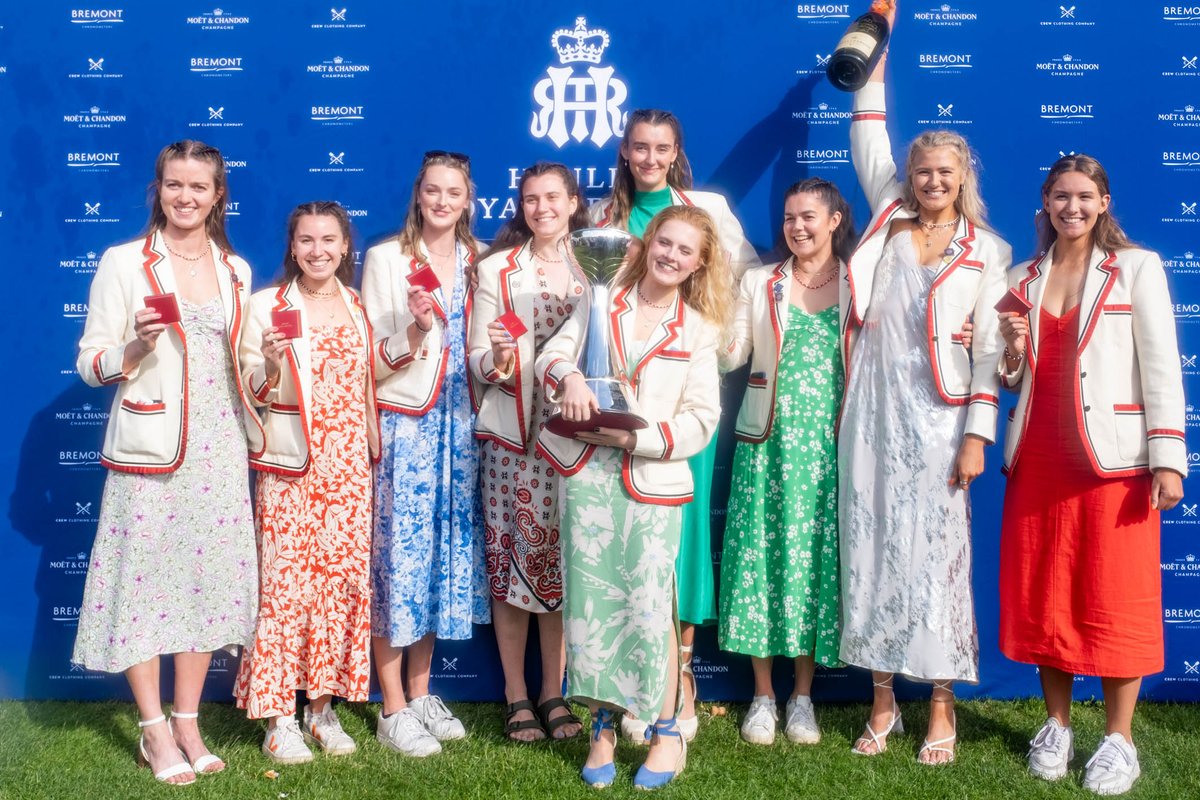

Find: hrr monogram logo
530;17;628;148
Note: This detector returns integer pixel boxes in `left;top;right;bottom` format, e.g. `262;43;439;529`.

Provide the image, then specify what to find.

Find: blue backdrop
2;1;1199;704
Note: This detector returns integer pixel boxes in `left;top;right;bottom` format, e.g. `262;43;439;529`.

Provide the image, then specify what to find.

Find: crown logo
551;17;609;65
332;55;344;64
86;250;97;259
1187;104;1196;113
1187;251;1196;259
213;7;223;15
817;102;829;111
1187;553;1197;562
940;3;951;11
89;105;100;114
1062;54;1073;62
76;552;87;560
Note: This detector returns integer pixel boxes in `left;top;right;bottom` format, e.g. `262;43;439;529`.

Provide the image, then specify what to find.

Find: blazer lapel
1077;246;1120;353
411;242;449;324
212;242;243;340
628;291;684;389
609;284;634;380
930;217;976;291
280;280;313;421
770;258;790;359
1019;247;1052;365
141;232;185;341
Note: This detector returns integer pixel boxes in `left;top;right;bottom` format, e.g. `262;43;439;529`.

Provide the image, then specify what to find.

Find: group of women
72;4;1184;794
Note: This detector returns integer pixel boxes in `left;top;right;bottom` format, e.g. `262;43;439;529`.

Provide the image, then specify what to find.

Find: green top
628;186;675;237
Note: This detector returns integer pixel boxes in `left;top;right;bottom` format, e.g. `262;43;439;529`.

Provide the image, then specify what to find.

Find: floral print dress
718;304;843;665
73;298;257;673
235;324;373;718
372;253;490;646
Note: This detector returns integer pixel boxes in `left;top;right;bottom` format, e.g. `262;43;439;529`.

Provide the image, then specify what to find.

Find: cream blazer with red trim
534;285;721;505
468;240;586;452
590;187;762;280
846;81;1011;442
361;238;484;415
999;245;1187;478
725;257;845;443
240;279;381;476
76;232;260;474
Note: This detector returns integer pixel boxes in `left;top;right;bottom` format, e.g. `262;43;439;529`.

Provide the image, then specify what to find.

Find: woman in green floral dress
536;206;732;789
718;179;855;746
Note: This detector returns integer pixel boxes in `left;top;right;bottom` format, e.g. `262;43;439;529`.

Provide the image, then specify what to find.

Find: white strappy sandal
677;643;698;742
851;676;904;756
169;710;225;774
137;715;196;786
918;680;957;766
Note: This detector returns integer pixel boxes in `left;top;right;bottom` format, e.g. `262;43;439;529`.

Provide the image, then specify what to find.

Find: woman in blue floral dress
362;152;490;757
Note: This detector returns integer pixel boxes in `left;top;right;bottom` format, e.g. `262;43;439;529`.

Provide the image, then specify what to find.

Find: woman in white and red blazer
590;107;759;739
72;140;258;786
997;154;1185;795
235;202;379;765
538;204;726;790
837;14;1011;766
466;162;591;743
360;151;490;757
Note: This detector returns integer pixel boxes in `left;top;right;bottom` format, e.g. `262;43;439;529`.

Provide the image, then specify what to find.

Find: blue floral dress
371;254;490;646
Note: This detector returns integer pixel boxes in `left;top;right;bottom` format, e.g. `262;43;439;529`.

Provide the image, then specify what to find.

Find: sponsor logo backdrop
1;2;1198;703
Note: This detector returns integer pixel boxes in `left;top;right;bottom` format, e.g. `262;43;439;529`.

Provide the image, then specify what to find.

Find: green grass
0;700;1197;799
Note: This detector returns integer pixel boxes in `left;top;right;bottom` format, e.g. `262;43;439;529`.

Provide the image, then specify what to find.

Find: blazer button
1079;372;1087;378
931;335;939;342
1083;405;1091;412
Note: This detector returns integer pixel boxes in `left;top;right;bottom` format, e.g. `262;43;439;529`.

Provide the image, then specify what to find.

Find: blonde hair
901;130;989;227
616;205;733;333
396;153;481;263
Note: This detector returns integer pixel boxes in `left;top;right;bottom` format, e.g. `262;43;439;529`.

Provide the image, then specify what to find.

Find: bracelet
1003;346;1024;363
414;319;432;334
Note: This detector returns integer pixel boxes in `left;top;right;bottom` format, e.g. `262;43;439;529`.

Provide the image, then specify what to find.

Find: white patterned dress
73;298;258;673
837;237;979;683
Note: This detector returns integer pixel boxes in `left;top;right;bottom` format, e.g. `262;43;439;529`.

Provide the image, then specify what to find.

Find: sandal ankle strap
644;717;681;741
138;714;167;729
591;708;615;741
170;710;199;720
931;680;955;700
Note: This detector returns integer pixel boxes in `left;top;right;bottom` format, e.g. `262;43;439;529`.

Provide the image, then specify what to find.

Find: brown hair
781;178;857;264
144;140;234;254
484;162;591;257
396;152;481;263
615;205;733;332
608;109;694;231
1035;154;1132;255
279;201;356;286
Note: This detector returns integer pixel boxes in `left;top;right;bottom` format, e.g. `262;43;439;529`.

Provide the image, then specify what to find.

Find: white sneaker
408;694;467;741
1083;733;1141;795
784;695;821;744
1028;718;1074;780
303;705;357;756
740;695;778;745
262;717;314;765
376;708;442;758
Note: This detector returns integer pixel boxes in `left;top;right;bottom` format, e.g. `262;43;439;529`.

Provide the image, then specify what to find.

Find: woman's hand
958;319;974;350
261;326;289;382
123;307;168;371
949;433;985;491
407;285;435;334
576;427;635;450
487;320;517;373
1151;469;1185;511
558;373;599;423
998;311;1029;359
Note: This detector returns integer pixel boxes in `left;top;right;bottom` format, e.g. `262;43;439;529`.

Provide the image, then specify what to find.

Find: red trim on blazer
597;201;613;227
845;198;904;329
120;399;166;414
628;298;685;389
495;247;528;448
924;221;979;405
534;438;595;477
378;339;416;371
610;285;632;375
674;189;696;207
741;259;789;444
91;350;126;386
1077;251;1120;356
463;250;483;413
131;234;188;474
969;393;999;407
271;283;313;462
620;458;692;506
1113;403;1145;413
269;402;301;413
542;357;570;395
1148;428;1185;439
658;422;675;459
853;112;886;122
218;250;258;441
474;429;526;454
1102;304;1132;313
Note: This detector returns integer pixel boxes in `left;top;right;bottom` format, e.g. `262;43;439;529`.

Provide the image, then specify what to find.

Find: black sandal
537;697;582;740
504;699;546;742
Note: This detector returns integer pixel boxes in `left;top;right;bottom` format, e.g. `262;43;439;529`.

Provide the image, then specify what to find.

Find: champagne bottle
826;5;891;92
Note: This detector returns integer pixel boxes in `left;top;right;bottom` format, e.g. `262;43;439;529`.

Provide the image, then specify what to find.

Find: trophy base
544;410;649;438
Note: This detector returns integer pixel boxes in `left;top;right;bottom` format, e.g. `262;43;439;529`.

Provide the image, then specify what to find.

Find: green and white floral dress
718;304;843;665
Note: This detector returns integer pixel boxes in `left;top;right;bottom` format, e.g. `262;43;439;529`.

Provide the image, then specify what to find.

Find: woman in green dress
718;179;855;745
536;205;732;789
591;109;759;740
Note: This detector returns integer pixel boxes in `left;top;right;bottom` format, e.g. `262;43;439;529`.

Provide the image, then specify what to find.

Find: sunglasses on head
424;150;471;166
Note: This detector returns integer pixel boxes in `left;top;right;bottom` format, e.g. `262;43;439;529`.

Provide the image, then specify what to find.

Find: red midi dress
999;306;1162;678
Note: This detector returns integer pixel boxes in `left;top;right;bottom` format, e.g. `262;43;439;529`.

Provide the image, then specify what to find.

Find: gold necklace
164;239;211;277
915;215;961;249
792;265;837;290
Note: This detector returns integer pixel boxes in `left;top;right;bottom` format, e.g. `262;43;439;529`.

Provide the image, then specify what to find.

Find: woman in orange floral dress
235;201;379;764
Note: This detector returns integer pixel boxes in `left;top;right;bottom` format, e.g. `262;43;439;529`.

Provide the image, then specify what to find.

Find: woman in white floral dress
73;140;259;786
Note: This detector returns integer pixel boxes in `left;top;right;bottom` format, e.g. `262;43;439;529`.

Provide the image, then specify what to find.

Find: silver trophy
545;228;648;437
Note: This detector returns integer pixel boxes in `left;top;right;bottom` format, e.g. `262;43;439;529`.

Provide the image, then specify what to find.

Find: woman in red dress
997;155;1186;796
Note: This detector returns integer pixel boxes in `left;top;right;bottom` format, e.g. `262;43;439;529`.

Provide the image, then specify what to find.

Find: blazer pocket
119;398;167;415
1112;403;1149;462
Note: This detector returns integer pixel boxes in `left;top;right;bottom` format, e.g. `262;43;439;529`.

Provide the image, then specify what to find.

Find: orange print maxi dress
235;324;373;718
